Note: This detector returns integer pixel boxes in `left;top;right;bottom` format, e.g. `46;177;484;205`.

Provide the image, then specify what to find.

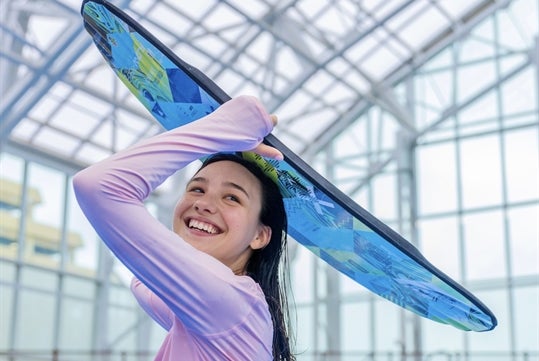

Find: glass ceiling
0;0;514;170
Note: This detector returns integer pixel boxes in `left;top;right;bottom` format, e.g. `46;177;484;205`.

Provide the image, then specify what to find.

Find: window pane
463;210;506;280
457;61;496;104
316;304;328;352
342;302;372;352
508;205;539;277
15;289;56;349
372;172;397;220
109;306;137;350
416;143;458;215
460;135;502;209
504;128;539;203
514;286;539;351
63;275;96;299
148;320;168;353
67;180;98;272
501;68;537;116
59;297;94;350
374;300;400;352
110;283;137;307
0;152;24;183
21;267;58;291
292;246;315;303
459;92;499;127
0;262;15;283
0;286;13;348
26;163;66;268
422;314;464;351
0;153;25;260
468;289;510;351
295;306;315;358
418;216;461;281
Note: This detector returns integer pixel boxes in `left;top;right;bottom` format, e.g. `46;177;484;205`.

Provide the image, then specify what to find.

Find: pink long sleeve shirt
73;96;275;360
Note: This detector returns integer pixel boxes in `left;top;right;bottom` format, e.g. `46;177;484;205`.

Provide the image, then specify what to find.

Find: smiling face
173;160;271;274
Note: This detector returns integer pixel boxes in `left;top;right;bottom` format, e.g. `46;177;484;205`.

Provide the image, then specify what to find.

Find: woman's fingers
253;114;282;160
270;114;278;127
251;143;284;161
244;108;282;159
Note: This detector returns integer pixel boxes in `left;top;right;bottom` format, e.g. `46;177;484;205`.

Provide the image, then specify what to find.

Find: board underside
82;0;497;332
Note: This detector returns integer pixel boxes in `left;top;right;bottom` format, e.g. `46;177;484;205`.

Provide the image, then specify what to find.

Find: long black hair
198;153;295;361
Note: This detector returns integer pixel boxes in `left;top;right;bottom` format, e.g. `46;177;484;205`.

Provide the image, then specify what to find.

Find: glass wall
0;151;160;360
293;0;539;360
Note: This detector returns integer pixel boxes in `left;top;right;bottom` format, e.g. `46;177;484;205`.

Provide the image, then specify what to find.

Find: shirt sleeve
131;277;174;331
73;96;274;334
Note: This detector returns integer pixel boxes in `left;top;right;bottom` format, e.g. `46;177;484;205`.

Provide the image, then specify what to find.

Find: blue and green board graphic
81;0;497;332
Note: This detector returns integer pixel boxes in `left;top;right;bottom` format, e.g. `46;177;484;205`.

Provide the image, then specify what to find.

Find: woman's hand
250;114;284;160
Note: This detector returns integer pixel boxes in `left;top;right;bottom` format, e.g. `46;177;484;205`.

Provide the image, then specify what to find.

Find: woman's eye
225;195;240;203
188;187;204;193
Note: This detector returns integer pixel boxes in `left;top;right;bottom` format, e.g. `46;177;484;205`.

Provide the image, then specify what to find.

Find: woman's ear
250;224;272;250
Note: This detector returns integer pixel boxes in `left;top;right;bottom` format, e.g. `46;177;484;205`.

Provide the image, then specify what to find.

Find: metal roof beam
266;0;416;112
385;0;512;88
301;0;511;159
0;0;134;141
0;19;90;140
348;51;533;196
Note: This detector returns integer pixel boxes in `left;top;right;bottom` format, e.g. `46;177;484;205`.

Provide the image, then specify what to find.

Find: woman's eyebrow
187;176;207;186
223;181;250;199
188;176;250;198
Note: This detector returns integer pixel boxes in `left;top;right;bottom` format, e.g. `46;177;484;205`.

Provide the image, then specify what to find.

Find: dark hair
198;153;295;361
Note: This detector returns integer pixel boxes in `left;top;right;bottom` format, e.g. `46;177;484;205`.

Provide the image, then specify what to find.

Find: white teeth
188;219;218;234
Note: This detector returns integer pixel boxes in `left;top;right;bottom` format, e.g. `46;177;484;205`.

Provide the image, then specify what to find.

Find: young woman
73;96;295;360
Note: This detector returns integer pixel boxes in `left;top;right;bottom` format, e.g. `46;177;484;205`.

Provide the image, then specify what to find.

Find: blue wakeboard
81;0;497;332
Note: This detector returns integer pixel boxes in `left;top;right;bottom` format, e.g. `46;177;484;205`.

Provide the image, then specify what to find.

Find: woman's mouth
187;219;220;234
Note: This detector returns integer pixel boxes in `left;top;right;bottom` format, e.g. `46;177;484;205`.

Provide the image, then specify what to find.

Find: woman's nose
193;197;217;213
